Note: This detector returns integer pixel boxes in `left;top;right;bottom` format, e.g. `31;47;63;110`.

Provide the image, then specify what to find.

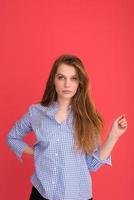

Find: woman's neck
56;99;71;111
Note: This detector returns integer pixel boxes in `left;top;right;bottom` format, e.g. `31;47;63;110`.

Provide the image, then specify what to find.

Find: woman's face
54;63;79;100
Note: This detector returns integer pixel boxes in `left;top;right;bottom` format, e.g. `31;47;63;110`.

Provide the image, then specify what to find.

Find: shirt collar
45;101;72;119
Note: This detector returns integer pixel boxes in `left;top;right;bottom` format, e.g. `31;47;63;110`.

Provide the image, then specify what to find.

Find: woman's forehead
56;63;77;76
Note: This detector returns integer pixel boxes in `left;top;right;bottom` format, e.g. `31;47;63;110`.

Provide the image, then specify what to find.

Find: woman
7;54;128;200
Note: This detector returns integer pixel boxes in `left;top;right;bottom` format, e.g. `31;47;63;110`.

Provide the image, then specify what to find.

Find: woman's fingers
119;121;127;126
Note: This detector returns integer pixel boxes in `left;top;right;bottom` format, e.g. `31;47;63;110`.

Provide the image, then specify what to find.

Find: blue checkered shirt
7;101;112;200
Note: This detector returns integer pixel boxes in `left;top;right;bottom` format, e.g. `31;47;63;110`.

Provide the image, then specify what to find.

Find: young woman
7;54;128;200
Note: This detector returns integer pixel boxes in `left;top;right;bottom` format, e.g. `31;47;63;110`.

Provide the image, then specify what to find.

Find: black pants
29;186;93;200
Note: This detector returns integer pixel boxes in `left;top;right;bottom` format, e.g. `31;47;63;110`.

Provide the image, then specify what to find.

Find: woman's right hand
23;146;34;155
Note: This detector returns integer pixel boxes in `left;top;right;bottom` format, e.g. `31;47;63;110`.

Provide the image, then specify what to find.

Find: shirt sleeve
6;106;33;162
85;147;112;171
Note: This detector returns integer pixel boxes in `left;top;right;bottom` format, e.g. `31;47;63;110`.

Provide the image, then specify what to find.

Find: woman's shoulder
28;103;48;114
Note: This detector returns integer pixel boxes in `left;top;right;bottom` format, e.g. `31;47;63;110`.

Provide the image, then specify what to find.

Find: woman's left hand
109;114;128;139
99;114;128;160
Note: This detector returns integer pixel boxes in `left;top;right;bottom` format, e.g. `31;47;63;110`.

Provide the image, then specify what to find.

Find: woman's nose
64;80;71;87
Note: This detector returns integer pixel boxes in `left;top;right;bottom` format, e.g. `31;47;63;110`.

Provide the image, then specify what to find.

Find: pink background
1;0;133;199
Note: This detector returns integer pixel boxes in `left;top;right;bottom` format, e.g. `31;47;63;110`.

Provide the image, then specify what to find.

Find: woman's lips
62;90;72;93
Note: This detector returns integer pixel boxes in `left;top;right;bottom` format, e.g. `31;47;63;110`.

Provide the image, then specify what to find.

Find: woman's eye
72;77;77;80
58;76;64;79
57;76;78;80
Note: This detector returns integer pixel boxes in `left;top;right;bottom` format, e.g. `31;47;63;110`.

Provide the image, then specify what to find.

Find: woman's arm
7;106;33;162
99;114;128;160
85;114;127;171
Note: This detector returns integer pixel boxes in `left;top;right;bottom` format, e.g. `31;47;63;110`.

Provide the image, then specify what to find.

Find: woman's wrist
108;130;120;142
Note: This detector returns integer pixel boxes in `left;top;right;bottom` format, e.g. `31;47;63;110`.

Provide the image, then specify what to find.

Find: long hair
40;54;104;154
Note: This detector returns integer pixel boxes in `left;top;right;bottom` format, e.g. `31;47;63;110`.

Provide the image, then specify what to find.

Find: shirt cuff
16;142;29;163
7;138;29;163
92;148;112;166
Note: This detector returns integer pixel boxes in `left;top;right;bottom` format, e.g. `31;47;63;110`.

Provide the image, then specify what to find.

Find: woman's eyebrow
56;73;77;77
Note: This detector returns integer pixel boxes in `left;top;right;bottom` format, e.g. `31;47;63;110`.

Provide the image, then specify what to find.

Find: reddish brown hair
40;54;104;154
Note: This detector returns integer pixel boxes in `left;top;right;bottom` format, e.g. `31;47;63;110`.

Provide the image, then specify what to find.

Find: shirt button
56;139;59;142
55;153;58;156
52;181;55;184
58;125;61;128
54;167;56;171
